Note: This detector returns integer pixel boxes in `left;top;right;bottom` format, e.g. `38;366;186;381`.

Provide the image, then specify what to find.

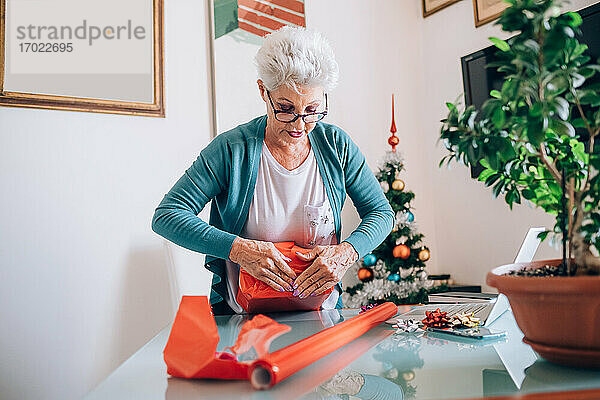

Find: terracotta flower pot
487;259;600;368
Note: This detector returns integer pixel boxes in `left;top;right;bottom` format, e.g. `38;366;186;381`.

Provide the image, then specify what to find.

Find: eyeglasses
266;90;328;123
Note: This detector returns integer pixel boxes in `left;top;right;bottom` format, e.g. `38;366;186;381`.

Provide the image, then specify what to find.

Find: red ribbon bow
421;308;452;329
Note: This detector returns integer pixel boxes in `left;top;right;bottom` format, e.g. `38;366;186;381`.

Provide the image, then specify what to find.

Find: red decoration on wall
388;94;399;152
238;0;306;38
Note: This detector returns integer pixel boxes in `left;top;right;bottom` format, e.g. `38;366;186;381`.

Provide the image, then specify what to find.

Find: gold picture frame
422;0;462;18
0;0;165;117
473;0;509;27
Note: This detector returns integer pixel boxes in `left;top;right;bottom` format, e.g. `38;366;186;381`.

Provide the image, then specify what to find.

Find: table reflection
521;360;600;393
303;331;424;400
305;371;405;400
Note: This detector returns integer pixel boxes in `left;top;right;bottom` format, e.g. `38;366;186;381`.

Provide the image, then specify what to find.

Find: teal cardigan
152;115;394;311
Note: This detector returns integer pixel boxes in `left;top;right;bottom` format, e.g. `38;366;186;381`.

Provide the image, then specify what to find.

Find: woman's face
258;81;326;143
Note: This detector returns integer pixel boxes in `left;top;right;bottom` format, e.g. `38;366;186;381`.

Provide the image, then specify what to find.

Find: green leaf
571;72;585;88
572;43;588;59
480;158;491;169
504;188;521;209
446;102;457;112
467;145;479;165
492;107;506;129
577;55;592;66
501;78;518;98
485;173;501;187
505;190;514;207
526;120;544;146
581;65;600;73
478;168;496;181
490;89;502;99
565;12;583;27
585;82;600;92
530;102;544;117
548;181;562;198
580;92;600;106
547;75;569;95
514;190;522;205
487;152;500;171
493;181;505;197
537;231;550;241
489;37;510;52
522;188;535;200
553;97;570;121
495;137;516;161
522;39;540;55
550;119;575;137
481;98;503;119
466;109;477;129
571;139;587;162
563;26;575;38
579;66;598;79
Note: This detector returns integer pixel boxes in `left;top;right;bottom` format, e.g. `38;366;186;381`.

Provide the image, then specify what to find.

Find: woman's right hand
229;237;297;292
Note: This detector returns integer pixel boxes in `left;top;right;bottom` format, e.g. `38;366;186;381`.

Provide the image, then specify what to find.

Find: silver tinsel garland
342;275;433;308
395;211;418;235
382;150;404;167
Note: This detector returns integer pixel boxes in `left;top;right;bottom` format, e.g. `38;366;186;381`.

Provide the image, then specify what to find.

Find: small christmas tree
343;95;433;307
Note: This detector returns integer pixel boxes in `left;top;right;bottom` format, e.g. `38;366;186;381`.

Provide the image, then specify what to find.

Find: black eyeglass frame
266;90;328;123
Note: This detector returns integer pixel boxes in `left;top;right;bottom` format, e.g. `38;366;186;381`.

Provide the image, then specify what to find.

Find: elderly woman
152;26;394;315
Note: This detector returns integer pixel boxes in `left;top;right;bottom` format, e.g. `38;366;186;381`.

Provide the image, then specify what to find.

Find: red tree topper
388;94;399;152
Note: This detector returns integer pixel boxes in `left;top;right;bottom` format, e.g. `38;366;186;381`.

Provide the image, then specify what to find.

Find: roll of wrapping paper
248;302;398;389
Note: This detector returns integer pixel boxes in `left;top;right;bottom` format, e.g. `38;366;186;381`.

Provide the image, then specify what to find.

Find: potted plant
439;0;600;367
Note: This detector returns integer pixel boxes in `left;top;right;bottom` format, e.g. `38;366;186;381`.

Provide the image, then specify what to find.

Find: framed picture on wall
0;0;165;117
209;0;306;138
422;0;461;18
473;0;508;27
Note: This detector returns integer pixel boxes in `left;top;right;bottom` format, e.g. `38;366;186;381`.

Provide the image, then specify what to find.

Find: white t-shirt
224;142;340;313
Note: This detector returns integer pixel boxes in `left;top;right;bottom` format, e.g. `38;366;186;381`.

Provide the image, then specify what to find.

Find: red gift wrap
237;242;333;313
163;296;291;380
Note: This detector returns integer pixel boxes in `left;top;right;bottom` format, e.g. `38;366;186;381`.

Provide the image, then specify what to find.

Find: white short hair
255;26;339;93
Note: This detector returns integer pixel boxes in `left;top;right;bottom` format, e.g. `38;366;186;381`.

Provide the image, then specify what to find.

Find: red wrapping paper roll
248;302;398;389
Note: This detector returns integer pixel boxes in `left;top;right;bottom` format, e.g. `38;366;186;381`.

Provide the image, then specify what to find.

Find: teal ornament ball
387;273;400;282
363;254;377;266
407;211;414;222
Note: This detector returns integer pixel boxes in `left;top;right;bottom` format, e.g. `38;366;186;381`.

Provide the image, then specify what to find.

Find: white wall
0;1;215;399
1;1;597;399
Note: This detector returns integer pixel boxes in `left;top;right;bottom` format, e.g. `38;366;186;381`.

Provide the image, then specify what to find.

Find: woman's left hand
293;242;359;298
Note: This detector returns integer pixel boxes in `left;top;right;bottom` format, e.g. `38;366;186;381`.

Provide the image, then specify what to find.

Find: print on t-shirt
303;202;335;248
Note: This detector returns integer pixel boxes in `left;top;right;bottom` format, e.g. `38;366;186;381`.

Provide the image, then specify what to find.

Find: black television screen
461;1;600;177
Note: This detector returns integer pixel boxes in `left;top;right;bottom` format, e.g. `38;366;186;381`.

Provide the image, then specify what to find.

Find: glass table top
84;306;600;400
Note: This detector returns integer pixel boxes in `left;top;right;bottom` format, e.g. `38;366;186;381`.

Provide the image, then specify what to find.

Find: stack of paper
428;292;498;304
